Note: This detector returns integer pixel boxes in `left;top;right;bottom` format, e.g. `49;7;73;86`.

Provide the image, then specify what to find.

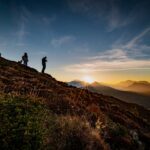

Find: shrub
0;96;55;150
44;115;108;150
0;96;108;150
108;122;128;137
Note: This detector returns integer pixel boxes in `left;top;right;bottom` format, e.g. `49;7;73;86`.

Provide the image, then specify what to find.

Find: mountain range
68;80;150;109
0;57;150;150
114;80;150;95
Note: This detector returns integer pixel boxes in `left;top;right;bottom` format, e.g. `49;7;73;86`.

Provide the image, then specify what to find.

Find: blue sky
0;0;150;83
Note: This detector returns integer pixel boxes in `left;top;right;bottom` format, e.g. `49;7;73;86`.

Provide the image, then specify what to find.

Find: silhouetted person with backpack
22;53;28;66
42;56;47;73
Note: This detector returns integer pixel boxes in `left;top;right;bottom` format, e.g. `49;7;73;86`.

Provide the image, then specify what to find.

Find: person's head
24;52;28;57
43;56;47;60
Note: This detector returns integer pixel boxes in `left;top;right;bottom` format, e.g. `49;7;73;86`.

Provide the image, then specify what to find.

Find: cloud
67;0;134;31
124;27;150;49
65;60;150;73
86;49;128;61
67;0;92;13
51;36;75;47
64;27;150;73
68;0;150;31
106;1;133;31
16;22;28;46
110;27;150;60
42;15;56;25
64;49;150;73
14;6;31;46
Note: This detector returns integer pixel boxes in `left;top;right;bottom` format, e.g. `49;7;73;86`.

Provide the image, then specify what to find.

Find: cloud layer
64;27;150;73
68;0;150;31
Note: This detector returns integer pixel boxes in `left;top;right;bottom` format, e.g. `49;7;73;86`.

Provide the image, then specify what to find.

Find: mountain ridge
68;80;150;109
114;80;150;95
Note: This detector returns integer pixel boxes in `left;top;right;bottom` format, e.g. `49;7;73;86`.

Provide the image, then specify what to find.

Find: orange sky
49;69;150;84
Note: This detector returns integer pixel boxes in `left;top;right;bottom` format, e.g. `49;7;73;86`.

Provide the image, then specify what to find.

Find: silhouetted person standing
22;53;28;66
42;56;47;73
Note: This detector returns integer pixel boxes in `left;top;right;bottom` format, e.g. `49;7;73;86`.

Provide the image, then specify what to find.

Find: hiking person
22;52;28;66
41;56;47;73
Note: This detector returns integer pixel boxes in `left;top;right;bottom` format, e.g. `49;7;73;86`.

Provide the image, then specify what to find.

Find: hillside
0;57;150;150
68;81;150;109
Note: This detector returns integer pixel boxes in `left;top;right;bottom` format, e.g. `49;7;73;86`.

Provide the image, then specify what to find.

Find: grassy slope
87;84;150;109
0;57;150;150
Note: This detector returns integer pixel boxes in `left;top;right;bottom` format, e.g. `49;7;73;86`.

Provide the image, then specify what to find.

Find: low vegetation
0;96;108;150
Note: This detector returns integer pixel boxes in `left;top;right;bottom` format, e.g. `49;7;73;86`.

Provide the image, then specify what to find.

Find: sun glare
82;76;94;84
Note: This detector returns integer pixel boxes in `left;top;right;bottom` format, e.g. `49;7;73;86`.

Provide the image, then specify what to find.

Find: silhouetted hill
115;80;135;88
0;57;150;150
115;80;150;95
68;81;150;109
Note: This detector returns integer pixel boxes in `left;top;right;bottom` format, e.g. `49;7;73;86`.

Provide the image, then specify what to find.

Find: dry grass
0;57;150;149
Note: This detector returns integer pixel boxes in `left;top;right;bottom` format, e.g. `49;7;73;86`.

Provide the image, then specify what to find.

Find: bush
0;96;108;150
46;116;108;150
109;122;128;137
0;96;55;150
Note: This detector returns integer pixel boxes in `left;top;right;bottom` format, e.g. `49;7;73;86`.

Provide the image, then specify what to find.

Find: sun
82;76;94;84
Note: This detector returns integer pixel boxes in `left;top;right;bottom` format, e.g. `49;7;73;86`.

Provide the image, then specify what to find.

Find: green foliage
0;96;107;150
108;121;128;137
0;96;55;150
48;116;106;150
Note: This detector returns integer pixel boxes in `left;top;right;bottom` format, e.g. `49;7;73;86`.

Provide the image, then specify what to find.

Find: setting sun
82;76;94;84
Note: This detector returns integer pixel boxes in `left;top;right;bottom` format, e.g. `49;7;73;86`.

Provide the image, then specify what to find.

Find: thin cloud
51;36;75;48
65;60;150;73
111;27;150;59
86;49;128;61
67;0;92;13
64;27;150;73
67;0;137;31
106;1;128;31
15;6;31;46
124;27;150;49
42;15;56;25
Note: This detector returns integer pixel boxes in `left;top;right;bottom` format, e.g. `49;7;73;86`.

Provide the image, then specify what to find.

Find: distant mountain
115;80;150;95
115;80;135;88
68;81;150;109
68;80;87;88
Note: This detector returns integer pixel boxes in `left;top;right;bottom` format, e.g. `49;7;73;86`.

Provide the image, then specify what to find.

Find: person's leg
43;65;46;73
25;61;27;66
44;65;46;72
42;65;45;73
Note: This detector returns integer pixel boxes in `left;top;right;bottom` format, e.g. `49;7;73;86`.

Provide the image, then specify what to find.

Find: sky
0;0;150;83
